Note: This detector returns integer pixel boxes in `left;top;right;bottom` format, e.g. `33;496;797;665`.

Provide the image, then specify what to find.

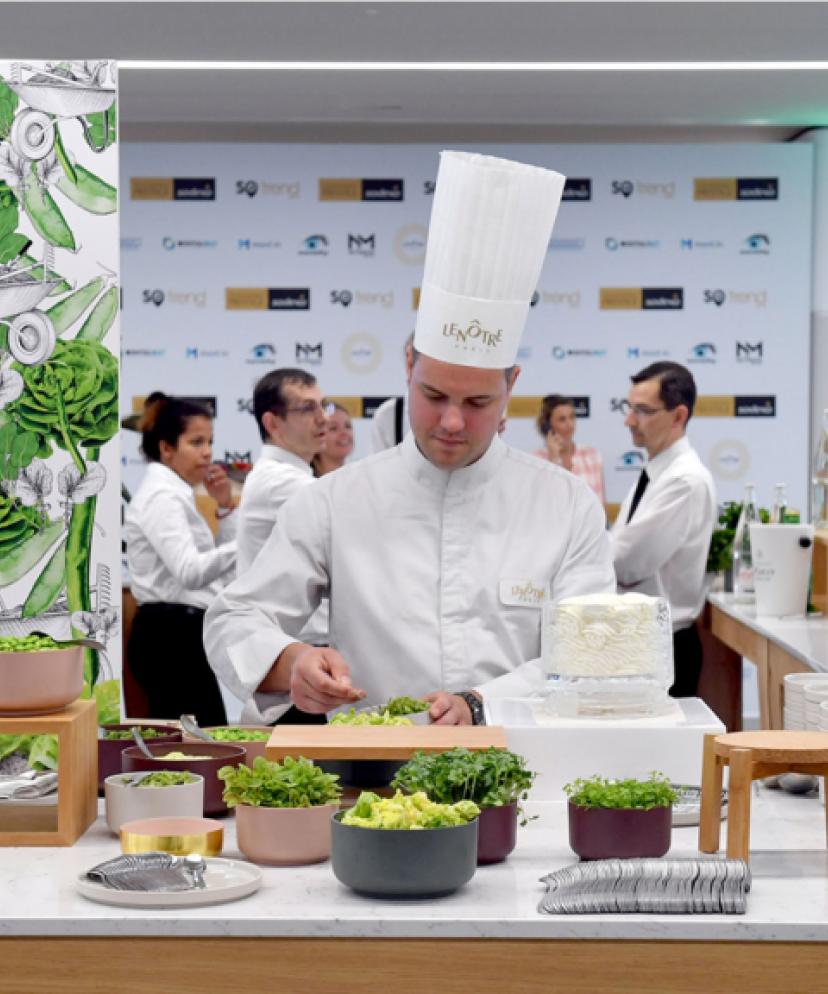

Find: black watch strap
457;691;485;725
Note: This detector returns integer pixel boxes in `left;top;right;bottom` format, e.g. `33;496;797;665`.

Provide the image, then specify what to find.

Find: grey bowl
330;812;478;898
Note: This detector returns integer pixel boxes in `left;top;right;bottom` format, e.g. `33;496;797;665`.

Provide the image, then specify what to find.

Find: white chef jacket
125;462;237;609
236;444;314;574
204;432;615;720
370;395;409;452
611;436;716;631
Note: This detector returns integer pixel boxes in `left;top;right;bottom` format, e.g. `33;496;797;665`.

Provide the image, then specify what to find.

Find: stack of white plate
783;673;828;730
804;684;828;730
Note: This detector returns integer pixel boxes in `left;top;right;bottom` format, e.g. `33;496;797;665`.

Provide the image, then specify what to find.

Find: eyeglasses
284;401;335;418
627;405;667;419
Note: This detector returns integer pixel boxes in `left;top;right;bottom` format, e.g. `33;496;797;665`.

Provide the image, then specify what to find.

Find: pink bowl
0;646;84;716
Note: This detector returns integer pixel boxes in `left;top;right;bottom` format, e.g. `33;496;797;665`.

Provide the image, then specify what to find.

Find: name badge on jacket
499;579;546;608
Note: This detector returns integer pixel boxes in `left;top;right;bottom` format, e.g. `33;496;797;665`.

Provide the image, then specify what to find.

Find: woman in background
125;395;235;724
534;394;605;503
313;403;355;476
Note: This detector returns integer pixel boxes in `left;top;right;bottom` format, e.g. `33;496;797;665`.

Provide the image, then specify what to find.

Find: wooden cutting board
265;725;508;761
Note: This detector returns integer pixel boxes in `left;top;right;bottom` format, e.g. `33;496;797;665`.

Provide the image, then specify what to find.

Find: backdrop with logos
120;142;813;514
0;61;121;720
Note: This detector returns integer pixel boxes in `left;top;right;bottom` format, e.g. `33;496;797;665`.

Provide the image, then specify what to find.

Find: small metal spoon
130;726;156;760
179;714;215;743
31;631;107;653
183;853;207;889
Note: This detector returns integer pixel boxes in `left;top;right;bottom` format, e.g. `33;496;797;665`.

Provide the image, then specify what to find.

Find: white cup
749;523;815;617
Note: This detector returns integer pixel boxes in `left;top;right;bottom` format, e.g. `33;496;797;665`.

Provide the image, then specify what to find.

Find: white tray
77;857;262;908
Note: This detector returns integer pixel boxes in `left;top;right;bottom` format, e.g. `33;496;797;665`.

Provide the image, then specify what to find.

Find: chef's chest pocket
498;578;546;637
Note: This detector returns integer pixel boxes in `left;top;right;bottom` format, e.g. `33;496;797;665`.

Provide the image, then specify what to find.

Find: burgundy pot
567;800;672;860
121;742;245;816
98;724;181;793
476;803;518;864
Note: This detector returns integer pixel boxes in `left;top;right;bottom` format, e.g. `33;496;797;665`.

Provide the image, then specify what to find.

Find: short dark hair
410;346;516;382
140;394;212;462
630;361;697;422
252;368;317;441
537;394;574;436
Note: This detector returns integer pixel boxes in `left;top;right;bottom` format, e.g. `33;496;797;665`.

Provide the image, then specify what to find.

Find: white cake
545;593;671;678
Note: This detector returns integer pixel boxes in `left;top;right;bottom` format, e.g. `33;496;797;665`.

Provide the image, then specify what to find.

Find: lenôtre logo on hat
442;319;503;352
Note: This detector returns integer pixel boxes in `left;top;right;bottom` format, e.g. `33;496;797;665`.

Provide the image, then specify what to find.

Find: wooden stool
699;730;828;862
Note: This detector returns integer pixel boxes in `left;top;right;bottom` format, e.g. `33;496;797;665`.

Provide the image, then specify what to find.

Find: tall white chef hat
414;151;566;369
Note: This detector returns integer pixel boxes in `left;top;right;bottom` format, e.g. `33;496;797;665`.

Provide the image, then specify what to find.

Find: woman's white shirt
125;462;237;609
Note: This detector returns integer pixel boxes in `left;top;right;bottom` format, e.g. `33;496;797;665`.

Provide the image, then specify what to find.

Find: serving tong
86;852;207;892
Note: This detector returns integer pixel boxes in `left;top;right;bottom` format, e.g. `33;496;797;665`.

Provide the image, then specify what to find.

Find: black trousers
669;624;703;698
128;602;227;726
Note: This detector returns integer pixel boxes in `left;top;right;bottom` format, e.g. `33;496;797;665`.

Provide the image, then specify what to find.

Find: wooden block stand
0;698;97;846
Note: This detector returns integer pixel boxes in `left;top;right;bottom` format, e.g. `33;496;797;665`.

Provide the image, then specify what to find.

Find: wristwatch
457;691;486;726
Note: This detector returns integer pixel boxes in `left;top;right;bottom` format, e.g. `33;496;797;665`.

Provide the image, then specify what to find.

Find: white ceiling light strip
119;61;828;72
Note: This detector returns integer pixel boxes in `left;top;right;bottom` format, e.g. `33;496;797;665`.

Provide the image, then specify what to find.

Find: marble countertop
3;789;828;941
708;592;828;671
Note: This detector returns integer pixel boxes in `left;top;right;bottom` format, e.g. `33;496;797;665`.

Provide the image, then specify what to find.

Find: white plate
77;857;262;908
671;784;728;827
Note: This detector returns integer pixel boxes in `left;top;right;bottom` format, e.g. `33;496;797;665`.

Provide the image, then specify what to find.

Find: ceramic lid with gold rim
120;816;224;857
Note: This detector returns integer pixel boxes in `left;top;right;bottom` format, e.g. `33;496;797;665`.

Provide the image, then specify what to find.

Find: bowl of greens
104;771;204;834
98;724;181;793
219;756;342;865
0;633;83;716
331;790;479;897
391;747;537;864
121;742;245;816
183;725;272;764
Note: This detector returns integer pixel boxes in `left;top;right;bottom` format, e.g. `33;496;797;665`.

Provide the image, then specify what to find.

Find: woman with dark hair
124;394;236;723
312;403;355;477
534;394;605;503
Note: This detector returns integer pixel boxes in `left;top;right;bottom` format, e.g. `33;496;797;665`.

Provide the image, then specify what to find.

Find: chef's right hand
289;646;367;713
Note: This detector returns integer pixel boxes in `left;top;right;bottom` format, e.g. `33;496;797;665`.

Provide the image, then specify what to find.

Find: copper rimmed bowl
0;646;84;716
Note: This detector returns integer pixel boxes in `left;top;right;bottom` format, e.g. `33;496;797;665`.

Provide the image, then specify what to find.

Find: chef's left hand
204;463;233;508
424;691;473;726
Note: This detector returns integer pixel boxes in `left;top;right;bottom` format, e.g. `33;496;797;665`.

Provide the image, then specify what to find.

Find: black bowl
317;759;404;789
330;811;478;898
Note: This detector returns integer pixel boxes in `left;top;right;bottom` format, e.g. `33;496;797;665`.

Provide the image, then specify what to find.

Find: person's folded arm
611;477;697;585
141;491;236;590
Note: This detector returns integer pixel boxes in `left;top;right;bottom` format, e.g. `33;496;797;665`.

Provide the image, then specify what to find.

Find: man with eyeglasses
205;151;615;726
611;361;716;697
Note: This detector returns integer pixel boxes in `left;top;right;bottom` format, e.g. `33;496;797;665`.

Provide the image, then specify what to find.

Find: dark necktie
626;469;649;523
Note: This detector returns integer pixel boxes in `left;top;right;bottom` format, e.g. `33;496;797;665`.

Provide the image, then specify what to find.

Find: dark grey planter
331;812;478;897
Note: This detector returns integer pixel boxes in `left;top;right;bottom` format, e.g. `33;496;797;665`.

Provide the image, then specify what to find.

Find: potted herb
391;747;536;864
707;501;770;590
218;756;342;866
563;772;677;860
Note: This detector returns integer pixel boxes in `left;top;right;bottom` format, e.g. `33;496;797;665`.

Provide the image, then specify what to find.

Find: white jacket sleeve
140;490;236;590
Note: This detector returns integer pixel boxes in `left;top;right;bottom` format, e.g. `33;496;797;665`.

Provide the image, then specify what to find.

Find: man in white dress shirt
236;368;328;574
205;151;616;725
611;362;716;697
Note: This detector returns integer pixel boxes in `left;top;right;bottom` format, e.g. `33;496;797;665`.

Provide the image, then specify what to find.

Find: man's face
407;353;517;469
624;377;684;458
274;382;327;462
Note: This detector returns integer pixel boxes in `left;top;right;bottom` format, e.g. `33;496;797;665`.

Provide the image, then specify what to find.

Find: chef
204;150;616;725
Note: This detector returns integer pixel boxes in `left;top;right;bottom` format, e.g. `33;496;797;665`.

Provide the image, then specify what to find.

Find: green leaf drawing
81;102;117;152
52;124;77;186
0;231;31;264
0;421;41;482
0;516;63;586
56;163;117;216
46;276;105;335
21;535;67;617
17;252;71;295
0;77;18;137
23;164;76;251
76;286;118;342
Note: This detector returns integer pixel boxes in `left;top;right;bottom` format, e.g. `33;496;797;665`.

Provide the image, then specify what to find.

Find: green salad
341;790;479;829
208;728;271;742
0;634;60;653
123;772;198;788
156;751;210;761
330;708;413;727
102;727;171;741
384;696;430;717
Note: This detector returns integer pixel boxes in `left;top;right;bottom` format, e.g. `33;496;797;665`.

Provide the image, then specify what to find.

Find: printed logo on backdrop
709;439;752;482
342;333;383;374
121;236;142;251
693;177;778;201
235;179;301;199
296;342;324;365
237;397;254;415
680;237;724;250
703;289;767;308
130;177;216;201
735;395;775;417
600;288;684;310
142;289;207;308
331;289;394;309
393;225;427;265
693;396;776;417
535;290;581;308
348;234;376;257
225;288;310;311
740;234;771;255
123;348;165;358
225;450;252;465
616;450;645;471
688;342;717;364
300;234;329;256
551;346;607;361
162;237;218;251
571;397;591;418
627;347;670;359
610;398;630;414
237;238;281;251
548;237;585;252
319;178;404;202
423;180;436;196
185;347;229;359
736;342;763;364
611;180;675;199
605;237;660;251
246;343;278;365
562;178;591;201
